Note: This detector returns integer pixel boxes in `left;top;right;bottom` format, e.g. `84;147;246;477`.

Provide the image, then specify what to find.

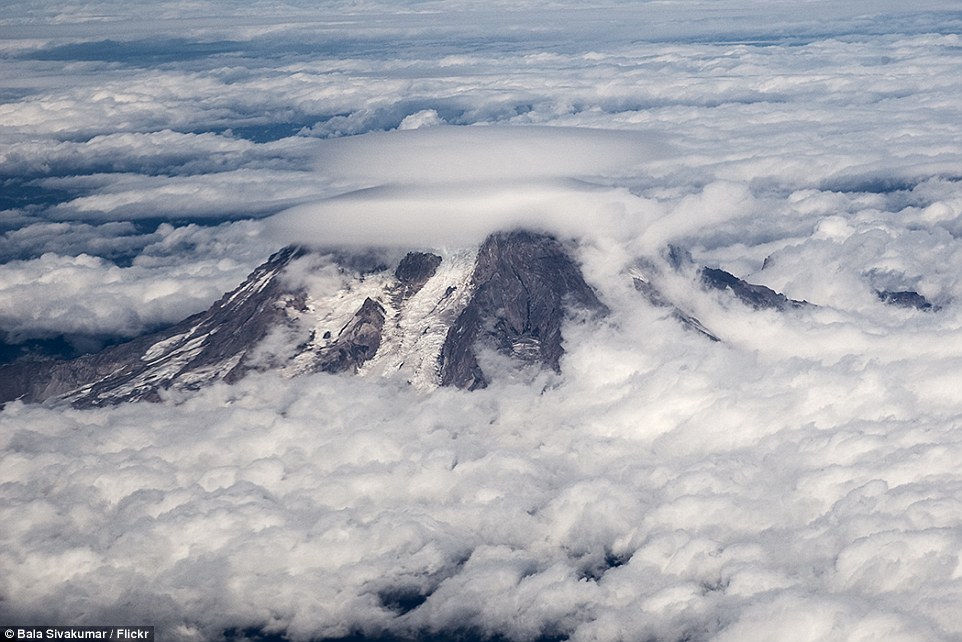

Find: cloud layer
3;1;962;640
0;221;267;346
4;286;962;640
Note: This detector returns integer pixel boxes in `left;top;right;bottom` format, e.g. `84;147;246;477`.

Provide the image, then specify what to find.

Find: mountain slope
1;228;850;408
439;230;607;389
0;231;608;407
0;246;308;406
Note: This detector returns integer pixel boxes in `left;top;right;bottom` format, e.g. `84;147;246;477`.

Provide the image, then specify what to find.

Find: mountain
3;228;929;408
438;230;607;389
0;246;309;406
0;231;606;407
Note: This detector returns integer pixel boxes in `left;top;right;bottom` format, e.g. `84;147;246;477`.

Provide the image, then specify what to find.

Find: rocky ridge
2;228;931;407
0;231;606;406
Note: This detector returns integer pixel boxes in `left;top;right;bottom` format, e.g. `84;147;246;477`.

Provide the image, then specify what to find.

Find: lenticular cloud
305;126;668;185
267;126;670;247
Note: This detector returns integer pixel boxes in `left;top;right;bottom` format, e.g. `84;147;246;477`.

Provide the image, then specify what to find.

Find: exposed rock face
700;267;808;311
877;289;936;311
630;251;808;341
394;252;443;300
0;348;132;407
0;232;607;406
314;297;386;374
632;275;719;342
3;232;833;408
439;230;607;390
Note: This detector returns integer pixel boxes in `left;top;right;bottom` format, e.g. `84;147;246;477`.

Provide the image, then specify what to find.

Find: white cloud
267;125;671;247
4;319;962;639
0;220;147;261
397;108;444;130
0;221;267;341
269;180;651;249
45;167;330;220
302;125;670;186
3;1;962;640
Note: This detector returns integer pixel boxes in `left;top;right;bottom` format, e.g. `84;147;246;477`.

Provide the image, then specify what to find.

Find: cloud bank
3;290;962;640
0;221;268;352
3;0;962;640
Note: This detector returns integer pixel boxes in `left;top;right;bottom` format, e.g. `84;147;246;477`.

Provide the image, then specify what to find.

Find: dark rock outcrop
394;252;442;300
700;267;808;311
876;289;936;311
439;230;607;390
314;297;386;374
1;233;608;405
632;275;719;342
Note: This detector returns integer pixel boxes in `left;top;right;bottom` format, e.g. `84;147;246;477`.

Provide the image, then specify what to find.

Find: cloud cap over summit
267;126;671;247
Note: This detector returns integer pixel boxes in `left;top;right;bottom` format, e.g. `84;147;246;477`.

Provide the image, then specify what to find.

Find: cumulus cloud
0;220;148;262
4;0;962;640
3;300;962;639
0;220;267;344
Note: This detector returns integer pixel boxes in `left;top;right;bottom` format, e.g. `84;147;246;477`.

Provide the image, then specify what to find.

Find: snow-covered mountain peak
1;231;609;406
